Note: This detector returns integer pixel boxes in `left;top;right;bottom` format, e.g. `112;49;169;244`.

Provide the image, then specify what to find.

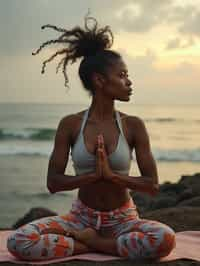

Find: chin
117;96;130;102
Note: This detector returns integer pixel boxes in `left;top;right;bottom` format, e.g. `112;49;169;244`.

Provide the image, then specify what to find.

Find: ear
92;72;106;89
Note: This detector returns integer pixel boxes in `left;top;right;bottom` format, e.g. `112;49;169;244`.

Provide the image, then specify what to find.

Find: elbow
150;183;159;197
47;178;56;194
47;183;55;194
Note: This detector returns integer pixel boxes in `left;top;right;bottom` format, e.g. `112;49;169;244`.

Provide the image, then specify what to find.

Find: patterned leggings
7;198;176;261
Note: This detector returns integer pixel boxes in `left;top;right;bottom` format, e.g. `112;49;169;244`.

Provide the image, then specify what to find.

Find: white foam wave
0;142;200;162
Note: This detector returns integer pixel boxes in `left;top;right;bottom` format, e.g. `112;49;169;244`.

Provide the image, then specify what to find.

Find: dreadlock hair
32;14;121;95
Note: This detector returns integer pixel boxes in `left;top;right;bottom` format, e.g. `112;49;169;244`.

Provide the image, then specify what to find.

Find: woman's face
102;58;133;102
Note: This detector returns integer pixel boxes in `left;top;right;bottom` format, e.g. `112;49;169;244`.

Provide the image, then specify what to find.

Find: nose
126;78;132;87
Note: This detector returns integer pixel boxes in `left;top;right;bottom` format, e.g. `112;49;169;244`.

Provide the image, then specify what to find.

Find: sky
0;0;200;104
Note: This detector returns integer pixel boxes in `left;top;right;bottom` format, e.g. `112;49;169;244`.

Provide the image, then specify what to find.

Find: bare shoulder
118;111;146;130
58;110;85;127
118;111;148;147
56;110;86;139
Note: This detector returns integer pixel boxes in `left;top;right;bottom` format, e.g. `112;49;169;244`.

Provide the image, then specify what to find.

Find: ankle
84;232;102;247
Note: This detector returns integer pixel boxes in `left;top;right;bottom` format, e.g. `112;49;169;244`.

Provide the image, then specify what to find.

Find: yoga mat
0;230;200;264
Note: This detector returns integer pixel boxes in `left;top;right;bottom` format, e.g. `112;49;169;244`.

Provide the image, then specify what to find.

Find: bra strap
115;111;125;138
80;109;89;133
81;109;124;137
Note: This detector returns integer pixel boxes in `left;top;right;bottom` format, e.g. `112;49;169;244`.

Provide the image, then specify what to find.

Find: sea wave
0;118;199;140
131;148;200;162
0;142;200;162
0;144;52;156
0;191;72;201
152;148;200;162
0;128;56;141
145;118;178;123
11;191;69;199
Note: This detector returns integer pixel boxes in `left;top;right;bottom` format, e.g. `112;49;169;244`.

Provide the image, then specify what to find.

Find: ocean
0;102;199;228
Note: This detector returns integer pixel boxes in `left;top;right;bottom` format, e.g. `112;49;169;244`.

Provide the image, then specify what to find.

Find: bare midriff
78;181;130;211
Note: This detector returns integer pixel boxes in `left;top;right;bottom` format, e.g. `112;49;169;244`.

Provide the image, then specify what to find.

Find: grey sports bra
71;109;132;175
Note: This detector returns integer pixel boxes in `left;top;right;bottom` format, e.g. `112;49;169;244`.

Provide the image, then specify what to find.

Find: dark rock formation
143;206;200;232
12;207;57;229
131;173;200;215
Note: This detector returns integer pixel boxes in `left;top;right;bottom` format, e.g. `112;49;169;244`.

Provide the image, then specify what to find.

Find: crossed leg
7;210;176;261
7;213;93;261
67;218;176;261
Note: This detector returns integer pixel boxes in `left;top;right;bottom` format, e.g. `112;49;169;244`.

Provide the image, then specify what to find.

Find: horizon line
0;101;199;106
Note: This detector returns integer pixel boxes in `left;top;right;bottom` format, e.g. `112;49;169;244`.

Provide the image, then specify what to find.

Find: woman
7;15;176;261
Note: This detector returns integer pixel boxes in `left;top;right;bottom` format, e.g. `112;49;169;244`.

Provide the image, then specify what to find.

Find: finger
97;135;101;149
99;134;105;150
97;147;102;158
97;147;103;155
99;135;103;146
100;134;104;143
96;147;103;176
96;139;102;158
98;148;105;161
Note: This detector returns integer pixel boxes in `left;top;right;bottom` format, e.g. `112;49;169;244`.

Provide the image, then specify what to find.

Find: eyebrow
120;69;128;74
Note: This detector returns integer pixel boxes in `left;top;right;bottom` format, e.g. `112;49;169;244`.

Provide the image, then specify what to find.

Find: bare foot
67;228;118;256
66;228;99;246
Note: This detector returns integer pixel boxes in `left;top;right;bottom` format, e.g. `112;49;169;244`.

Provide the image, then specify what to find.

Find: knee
156;227;176;258
7;227;40;260
117;232;145;260
7;230;21;258
117;227;176;261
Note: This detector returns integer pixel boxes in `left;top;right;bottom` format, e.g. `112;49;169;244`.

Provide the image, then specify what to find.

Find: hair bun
32;14;114;87
74;16;113;57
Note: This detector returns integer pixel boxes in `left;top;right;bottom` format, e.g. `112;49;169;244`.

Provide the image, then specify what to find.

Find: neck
88;95;116;121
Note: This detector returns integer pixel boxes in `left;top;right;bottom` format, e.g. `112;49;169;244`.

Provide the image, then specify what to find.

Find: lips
128;89;133;95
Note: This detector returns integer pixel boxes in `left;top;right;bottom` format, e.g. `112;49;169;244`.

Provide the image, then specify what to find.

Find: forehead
109;58;128;73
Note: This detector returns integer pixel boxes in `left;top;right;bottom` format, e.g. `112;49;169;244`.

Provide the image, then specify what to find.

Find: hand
96;135;103;178
96;134;114;180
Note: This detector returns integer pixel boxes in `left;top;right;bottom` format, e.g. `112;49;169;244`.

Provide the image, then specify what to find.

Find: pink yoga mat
0;230;200;264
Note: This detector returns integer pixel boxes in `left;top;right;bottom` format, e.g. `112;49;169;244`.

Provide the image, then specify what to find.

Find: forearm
47;172;98;193
111;173;159;196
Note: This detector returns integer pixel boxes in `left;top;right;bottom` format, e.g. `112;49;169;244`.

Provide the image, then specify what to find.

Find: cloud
122;48;199;91
114;0;172;32
1;0;200;57
0;0;130;56
165;36;195;50
166;38;182;50
114;0;200;39
179;10;200;36
0;0;200;104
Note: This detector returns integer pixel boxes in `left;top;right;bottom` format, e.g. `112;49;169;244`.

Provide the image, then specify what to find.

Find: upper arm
130;117;159;185
47;116;73;186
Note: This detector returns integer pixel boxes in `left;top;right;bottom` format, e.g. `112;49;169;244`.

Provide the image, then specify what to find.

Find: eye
120;71;128;78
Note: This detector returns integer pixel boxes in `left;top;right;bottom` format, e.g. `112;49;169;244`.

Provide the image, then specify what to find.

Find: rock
12;207;58;229
131;192;152;213
177;188;194;202
142;206;200;232
179;173;200;197
150;196;177;210
159;182;186;194
132;191;178;214
131;173;200;214
177;196;200;207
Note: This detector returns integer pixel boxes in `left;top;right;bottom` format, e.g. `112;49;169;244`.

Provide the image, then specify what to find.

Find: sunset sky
0;0;199;104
